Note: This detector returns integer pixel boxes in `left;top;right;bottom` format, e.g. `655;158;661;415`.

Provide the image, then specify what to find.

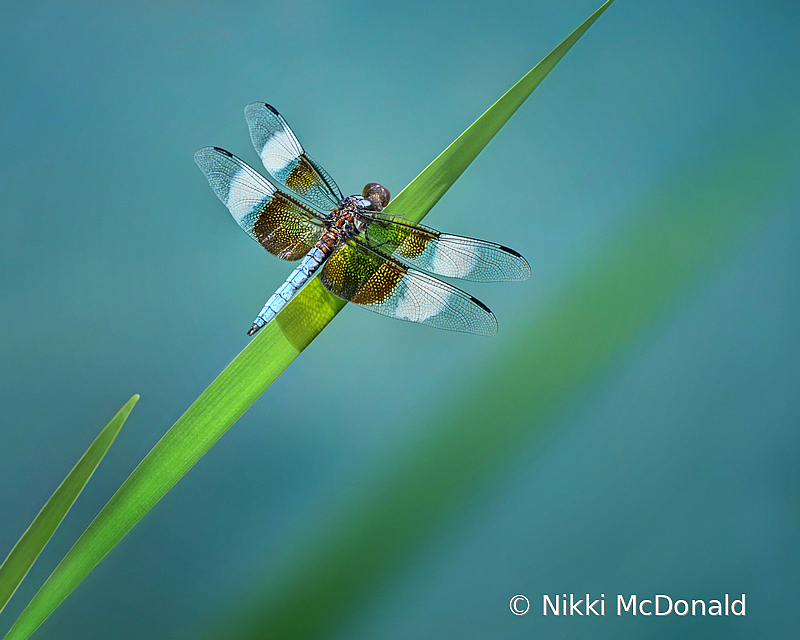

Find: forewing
244;103;343;211
320;240;497;335
194;147;324;260
361;215;531;282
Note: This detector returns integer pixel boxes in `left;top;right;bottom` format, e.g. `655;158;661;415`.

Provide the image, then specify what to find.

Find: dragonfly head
362;183;391;211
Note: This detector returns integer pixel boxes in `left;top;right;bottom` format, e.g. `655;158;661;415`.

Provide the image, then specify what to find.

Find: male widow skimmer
195;103;530;336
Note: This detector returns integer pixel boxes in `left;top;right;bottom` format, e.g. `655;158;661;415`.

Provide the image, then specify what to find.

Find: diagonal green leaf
0;395;138;617
385;0;613;224
3;3;613;638
219;76;800;639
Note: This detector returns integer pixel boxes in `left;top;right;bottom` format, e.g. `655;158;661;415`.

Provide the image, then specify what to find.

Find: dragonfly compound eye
362;182;391;210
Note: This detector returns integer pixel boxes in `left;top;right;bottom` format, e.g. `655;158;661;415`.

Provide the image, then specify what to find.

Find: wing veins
356;214;531;282
344;236;497;335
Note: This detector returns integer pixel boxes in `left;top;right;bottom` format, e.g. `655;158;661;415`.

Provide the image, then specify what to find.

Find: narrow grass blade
219;80;800;640
0;395;138;616
2;3;613;638
386;0;615;223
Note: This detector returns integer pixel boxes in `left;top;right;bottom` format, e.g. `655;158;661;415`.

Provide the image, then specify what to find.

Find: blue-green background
1;1;798;638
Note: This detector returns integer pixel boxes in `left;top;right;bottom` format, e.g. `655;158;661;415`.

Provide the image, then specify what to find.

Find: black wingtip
498;244;523;258
247;325;260;337
470;295;492;314
466;295;498;336
498;245;532;280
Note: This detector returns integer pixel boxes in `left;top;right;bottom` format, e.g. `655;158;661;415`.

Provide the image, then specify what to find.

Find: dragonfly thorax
326;182;390;235
327;196;371;234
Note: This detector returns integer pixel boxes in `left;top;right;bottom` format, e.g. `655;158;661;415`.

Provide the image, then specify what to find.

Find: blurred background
1;1;798;638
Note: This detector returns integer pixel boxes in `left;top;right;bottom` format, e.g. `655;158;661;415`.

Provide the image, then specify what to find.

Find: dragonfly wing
360;215;531;282
320;239;498;335
195;147;325;260
244;103;343;212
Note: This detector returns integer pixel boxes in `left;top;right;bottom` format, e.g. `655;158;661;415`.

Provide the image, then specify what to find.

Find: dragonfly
195;103;530;336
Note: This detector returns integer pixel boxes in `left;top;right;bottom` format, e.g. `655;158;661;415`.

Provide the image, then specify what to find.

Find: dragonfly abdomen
247;238;334;336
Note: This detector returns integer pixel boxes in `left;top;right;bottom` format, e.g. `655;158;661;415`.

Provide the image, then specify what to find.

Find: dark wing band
194;147;324;260
319;238;498;335
359;215;531;282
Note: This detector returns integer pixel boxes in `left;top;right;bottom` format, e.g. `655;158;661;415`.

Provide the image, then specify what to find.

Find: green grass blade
218;80;800;640
387;0;615;223
2;4;613;638
0;395;138;617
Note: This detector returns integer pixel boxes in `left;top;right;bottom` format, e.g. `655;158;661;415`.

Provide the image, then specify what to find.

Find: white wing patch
225;166;275;224
430;235;479;278
194;147;276;227
408;234;480;279
393;275;451;323
259;128;302;175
